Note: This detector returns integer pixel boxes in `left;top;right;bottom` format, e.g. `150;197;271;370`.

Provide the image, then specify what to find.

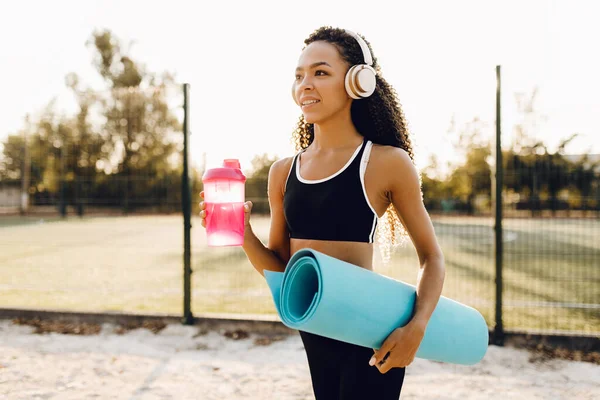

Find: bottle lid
202;159;246;182
223;159;241;169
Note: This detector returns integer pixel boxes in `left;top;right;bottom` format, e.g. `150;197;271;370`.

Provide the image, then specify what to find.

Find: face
293;41;351;124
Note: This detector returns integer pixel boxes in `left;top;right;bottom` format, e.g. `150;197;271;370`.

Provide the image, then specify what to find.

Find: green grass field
0;214;598;334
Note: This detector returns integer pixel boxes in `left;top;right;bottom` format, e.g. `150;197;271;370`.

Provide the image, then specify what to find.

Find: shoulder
269;156;295;180
369;143;420;190
369;144;415;172
268;156;295;195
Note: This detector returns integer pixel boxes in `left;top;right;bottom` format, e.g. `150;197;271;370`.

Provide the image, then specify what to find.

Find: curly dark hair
292;26;417;259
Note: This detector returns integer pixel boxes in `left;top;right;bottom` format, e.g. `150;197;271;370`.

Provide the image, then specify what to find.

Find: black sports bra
283;139;378;243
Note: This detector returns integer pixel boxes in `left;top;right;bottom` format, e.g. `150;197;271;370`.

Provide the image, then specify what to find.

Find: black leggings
300;330;405;400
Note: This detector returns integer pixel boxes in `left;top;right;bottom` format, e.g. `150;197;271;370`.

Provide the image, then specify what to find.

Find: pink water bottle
202;159;246;247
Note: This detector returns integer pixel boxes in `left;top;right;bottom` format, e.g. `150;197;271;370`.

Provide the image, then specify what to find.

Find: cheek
323;79;348;105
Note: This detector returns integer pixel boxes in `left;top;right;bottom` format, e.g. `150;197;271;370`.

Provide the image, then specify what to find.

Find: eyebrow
295;61;332;72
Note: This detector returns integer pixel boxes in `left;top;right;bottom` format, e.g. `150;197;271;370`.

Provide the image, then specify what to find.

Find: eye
295;70;328;80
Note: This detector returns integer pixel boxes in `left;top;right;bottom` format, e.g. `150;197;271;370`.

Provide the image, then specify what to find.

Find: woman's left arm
369;147;446;373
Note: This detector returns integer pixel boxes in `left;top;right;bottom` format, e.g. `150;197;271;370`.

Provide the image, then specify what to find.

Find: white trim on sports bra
359;141;378;243
283;155;297;193
296;141;363;184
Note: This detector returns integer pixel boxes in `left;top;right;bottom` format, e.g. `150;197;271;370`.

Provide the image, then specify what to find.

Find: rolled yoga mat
263;248;489;365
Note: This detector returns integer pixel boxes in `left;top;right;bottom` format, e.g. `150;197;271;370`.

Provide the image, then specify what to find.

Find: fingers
373;348;415;373
199;192;206;228
377;355;413;373
243;201;253;227
376;354;394;374
370;340;395;368
199;209;206;227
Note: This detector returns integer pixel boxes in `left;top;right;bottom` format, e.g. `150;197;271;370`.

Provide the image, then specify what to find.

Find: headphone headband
344;29;373;66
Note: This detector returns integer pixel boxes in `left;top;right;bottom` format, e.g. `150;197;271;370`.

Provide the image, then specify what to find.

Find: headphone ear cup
356;65;376;97
345;67;358;100
345;64;376;99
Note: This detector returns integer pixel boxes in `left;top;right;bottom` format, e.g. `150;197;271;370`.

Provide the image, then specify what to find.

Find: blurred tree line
0;29;186;214
422;88;599;216
244;89;600;217
2;31;598;217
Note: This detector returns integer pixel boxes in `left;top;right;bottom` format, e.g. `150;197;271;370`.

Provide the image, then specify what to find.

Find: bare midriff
290;238;374;271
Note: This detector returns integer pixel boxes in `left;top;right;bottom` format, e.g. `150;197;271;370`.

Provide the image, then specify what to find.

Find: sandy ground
0;319;599;400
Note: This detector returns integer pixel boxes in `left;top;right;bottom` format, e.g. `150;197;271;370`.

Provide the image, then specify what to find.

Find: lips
300;99;320;108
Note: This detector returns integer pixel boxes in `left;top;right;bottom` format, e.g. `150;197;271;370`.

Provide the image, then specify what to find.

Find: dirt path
1;320;598;399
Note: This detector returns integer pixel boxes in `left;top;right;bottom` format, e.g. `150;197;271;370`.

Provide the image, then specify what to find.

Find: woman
200;26;445;399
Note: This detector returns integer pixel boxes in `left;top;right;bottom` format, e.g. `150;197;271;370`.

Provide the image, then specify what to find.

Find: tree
568;153;599;212
446;117;492;214
63;73;105;214
505;86;587;216
1;29;185;214
1;104;66;203
87;29;182;213
421;154;453;212
0;133;25;181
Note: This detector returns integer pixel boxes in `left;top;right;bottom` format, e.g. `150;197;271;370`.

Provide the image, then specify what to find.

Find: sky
1;0;599;177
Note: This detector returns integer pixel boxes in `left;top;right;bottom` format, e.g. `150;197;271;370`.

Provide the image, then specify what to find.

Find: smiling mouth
301;100;320;108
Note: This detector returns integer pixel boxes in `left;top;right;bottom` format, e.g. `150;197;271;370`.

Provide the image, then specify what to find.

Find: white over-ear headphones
343;29;377;99
292;29;377;105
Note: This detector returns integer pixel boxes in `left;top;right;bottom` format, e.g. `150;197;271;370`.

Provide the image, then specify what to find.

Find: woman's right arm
241;157;292;276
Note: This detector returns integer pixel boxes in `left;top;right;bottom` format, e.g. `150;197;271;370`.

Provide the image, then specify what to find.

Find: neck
311;107;363;151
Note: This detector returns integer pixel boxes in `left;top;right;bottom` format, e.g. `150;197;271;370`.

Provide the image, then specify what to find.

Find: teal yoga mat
264;248;488;365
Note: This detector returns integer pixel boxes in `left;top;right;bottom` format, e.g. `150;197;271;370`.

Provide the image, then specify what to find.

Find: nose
296;74;315;95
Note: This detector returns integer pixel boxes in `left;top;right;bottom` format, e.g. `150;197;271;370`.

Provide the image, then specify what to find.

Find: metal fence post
59;135;67;218
20;116;30;215
182;83;194;325
494;65;504;345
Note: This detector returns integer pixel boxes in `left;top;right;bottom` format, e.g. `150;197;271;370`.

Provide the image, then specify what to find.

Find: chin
302;112;322;125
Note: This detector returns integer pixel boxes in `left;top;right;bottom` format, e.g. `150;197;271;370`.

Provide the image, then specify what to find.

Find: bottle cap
202;158;246;182
223;159;241;169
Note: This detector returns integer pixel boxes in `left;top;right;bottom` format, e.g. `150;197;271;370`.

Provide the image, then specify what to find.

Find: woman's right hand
199;191;253;229
199;191;207;228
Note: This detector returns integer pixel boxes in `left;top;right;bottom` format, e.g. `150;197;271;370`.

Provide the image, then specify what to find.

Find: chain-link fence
190;66;600;338
2;69;598;339
0;84;194;315
500;154;600;334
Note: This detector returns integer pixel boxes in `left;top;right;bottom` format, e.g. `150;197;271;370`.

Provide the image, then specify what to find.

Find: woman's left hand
369;320;427;374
